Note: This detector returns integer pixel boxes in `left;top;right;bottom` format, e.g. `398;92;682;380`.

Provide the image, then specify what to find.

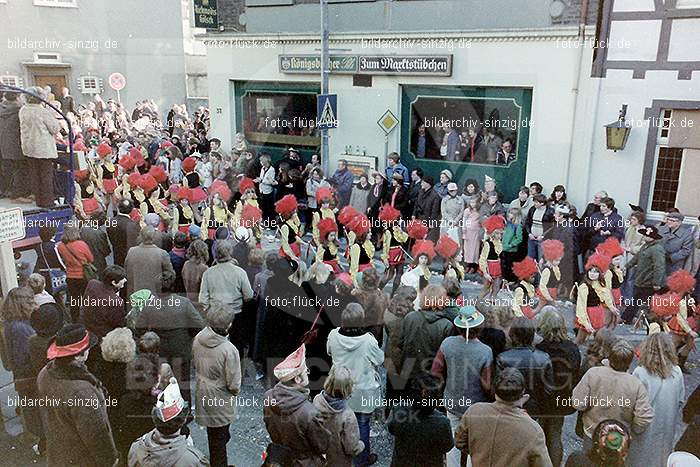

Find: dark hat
638;225;663;240
628;204;644;213
423;175;435;186
666;211;684;221
209;137;221;144
171;135;180;141
30;303;65;337
46;323;98;360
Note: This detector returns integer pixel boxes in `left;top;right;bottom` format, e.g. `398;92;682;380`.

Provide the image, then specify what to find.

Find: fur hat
210;180;232;202
118;155;136;171
127;172;143;189
275;194;298;216
412;239;435;262
597;237;624;258
96;142;112;158
239;177;255;194
378;204;401;223
315;187;334;204
169;185;190;202
542;239;565;262
667;269;696;295
585;253;610;273
140;174;158;194
148;165;168;184
346;214;370;236
318;217;338;240
74;169;90;182
338;206;359;225
129;147;146;167
483;215;506;234
435;235;460;259
240;204;262;227
407;219;428;240
182;157;197;173
513;257;538;280
273;344;307;382
650;292;680;317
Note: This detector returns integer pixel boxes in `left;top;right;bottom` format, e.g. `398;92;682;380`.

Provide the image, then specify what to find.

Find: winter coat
106;214;140;267
57;240;94;279
80;279;126;338
0;99;23;160
455;401;552;467
389;185;411;218
658;223;694;274
80;226;112;276
37;360;119;467
327;328;384;413
192;326;241;427
627;239;666;288
198;260;253;315
128;429;209;467
509;197;534;222
367;181;389;219
587;211;625;251
313;392;364;467
349;183;370;215
330;168;354;208
388;406;454;467
441;195;465;228
397;309;455;378
413;187;441;222
535;339;581;416
19;103;61;159
479;200;507;219
124;243;175;296
383;309;406;374
263;382;330;467
496;347;556;417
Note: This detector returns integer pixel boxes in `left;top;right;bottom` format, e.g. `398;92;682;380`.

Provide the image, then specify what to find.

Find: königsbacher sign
279;54;452;76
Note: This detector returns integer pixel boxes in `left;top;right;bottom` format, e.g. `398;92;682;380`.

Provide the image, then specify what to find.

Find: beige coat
313;393;364;467
455;401;552;467
192;326;241;428
572;364;654;438
19;103;61;159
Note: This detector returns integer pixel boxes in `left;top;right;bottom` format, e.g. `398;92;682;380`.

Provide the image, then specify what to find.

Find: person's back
400;307;454;377
388;405;453;467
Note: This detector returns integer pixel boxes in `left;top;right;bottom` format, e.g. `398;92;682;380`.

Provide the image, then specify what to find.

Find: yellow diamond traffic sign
378;109;399;135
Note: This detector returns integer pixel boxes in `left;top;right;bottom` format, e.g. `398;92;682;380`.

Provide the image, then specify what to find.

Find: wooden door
34;75;67;98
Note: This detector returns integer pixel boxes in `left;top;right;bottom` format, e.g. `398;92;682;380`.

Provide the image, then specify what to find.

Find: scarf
47;359;106;394
322;390;347;411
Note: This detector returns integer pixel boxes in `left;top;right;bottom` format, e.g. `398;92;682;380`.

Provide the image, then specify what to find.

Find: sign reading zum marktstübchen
193;0;218;29
279;54;452;76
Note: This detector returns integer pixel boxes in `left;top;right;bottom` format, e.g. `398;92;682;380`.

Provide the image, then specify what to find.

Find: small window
33;0;77;7
651;147;683;212
658;109;673;140
0;75;22;87
77;75;102;94
33;52;61;63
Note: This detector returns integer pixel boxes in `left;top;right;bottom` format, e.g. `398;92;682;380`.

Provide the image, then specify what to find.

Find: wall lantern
605;104;632;152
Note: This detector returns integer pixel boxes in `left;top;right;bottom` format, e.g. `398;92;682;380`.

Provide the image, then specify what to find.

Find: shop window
409;95;523;166
242;91;320;147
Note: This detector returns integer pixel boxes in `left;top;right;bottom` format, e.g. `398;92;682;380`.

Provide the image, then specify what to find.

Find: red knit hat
275;194;298;216
435;235;460;259
128;172;143;189
378;204;401;223
129;147;146;167
542;239;565;262
74;169;90;182
210;180;232;202
597;237;624;259
513;257;538;280
347;214;370;236
140;174;158;194
182;156;197;173
240;204;262;227
407;219;428;240
148;165;168;184
667;269;696;295
318;217;338;240
338;206;359;225
118;155;136;171
239;177;255;194
585;253;610;273
483;215;506;234
412;239;435;262
96;142;112;158
650;292;681;317
315;187;334;204
73;140;88;152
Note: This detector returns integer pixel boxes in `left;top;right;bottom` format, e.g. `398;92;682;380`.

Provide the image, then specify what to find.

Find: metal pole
320;0;330;177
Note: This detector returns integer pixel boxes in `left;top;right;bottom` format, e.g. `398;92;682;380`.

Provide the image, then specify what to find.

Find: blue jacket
385;163;410;187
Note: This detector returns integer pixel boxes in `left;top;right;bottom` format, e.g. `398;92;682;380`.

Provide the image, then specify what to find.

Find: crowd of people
0;87;699;467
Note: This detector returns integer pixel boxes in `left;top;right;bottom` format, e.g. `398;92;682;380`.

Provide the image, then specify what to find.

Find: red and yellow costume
574;254;615;332
169;186;198;234
312;187;336;246
597;237;625;307
276;194;302;260
233;177;261;242
436;234;464;280
380;205;408;266
240;203;263;248
316;217;341;273
114;154;137;200
666;270;697;337
74;168;101;218
95;142;118;194
479;215;506;279
538;239;565;302
401;240;434;291
512;257;539;319
130;146;148;175
201;183;234;240
182;156;207;203
346;213;374;280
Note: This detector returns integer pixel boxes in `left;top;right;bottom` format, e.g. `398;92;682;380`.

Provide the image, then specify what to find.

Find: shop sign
279;54;452;76
193;0;218;29
279;55;358;74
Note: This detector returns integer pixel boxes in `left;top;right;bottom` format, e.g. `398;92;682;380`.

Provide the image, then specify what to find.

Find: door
34;75;67;99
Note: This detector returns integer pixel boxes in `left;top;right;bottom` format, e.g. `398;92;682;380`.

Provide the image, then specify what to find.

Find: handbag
38;244;67;294
62;243;98;281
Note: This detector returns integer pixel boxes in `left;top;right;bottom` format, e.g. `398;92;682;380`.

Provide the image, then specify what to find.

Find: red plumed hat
240;203;262;226
96;142;112;158
275;194;298;216
378;204;401;223
210;180;232;202
74;169;90;182
597;237;624;258
118;155;136;171
435;235;460;259
650;292;681;317
513;257;538;280
407;219;428;240
148;165;168;184
315;187;334;204
542;239;565;262
239;177;255;194
169;185;188;201
483;215;506;234
318;217;338;240
667;269;696;294
73;140;88;152
128;172;143;189
347;214;371;236
160;140;173;150
182;156;197;173
140;174;158;194
129;147;146;167
412;239;435;262
585;253;610;273
338;206;359;225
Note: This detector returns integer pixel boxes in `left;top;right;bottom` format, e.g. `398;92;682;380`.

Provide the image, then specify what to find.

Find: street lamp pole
320;0;330;177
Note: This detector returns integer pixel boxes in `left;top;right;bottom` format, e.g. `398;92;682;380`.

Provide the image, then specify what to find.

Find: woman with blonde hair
313;365;364;467
627;332;684;467
182;239;209;304
1;287;36;403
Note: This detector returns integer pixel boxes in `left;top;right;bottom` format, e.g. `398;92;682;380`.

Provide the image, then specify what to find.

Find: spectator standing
124;226;175;296
182;239;209;305
256;154;276;224
434;170;452;199
56;224;95;322
408;168;423;215
0;90;32;202
198;239;253;318
621;225;666;324
622;210;646;300
79;213;112;276
349;171;371;215
330;159;354;209
587;197;624;253
107;199;140;267
564;419;631;467
385;152;409;187
169;231;188;293
461;197;482;274
413;176;442;242
509;186;534;221
441;182;464;243
658;211;694;274
80;265;127;338
524;194;554;261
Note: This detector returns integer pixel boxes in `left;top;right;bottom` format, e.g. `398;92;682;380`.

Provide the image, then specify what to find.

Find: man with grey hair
658;211;694;274
136;212;172;251
124;225;175;295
